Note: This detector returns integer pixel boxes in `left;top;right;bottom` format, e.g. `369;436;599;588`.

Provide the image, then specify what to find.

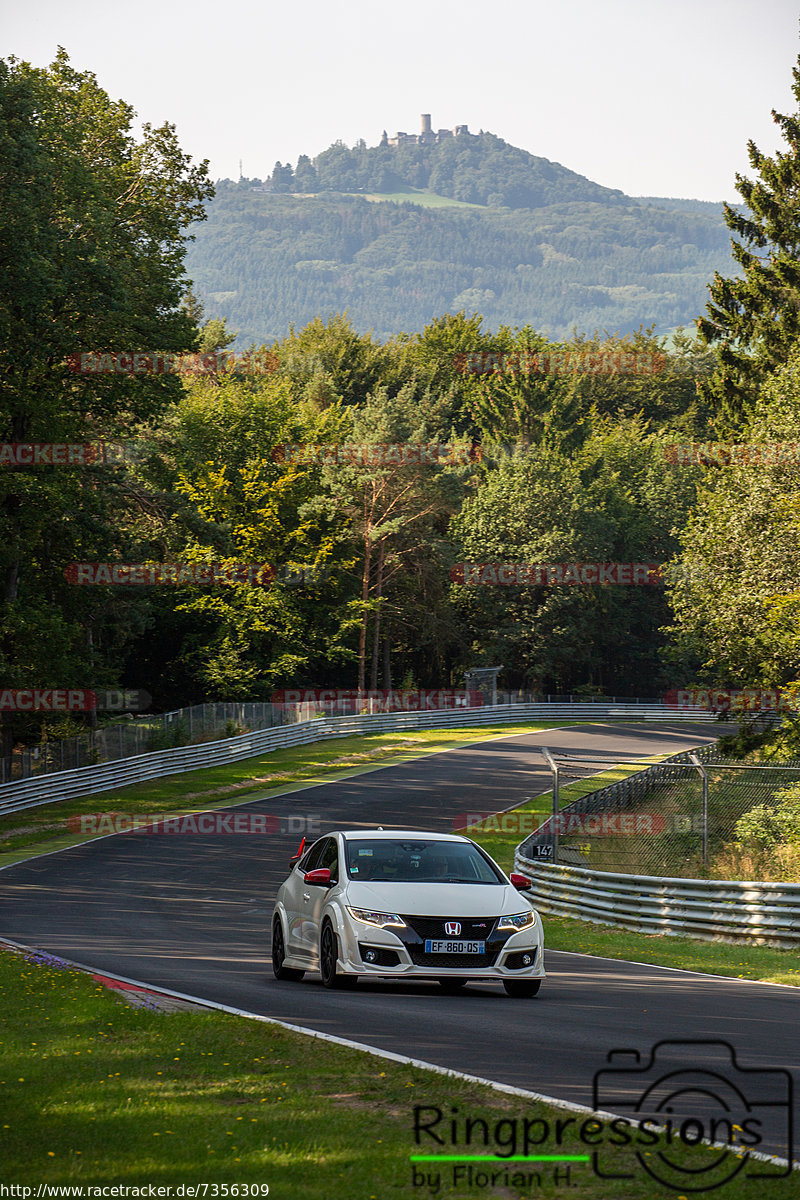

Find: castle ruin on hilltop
383;114;470;148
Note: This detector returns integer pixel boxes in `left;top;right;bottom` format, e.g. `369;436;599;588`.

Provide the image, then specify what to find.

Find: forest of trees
186;187;734;344
3;48;800;766
266;130;628;209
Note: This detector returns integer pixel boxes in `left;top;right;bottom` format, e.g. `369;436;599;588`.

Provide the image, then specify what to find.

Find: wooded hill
184;131;735;344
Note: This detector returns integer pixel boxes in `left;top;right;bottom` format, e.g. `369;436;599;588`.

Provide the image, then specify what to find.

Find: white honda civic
271;829;545;997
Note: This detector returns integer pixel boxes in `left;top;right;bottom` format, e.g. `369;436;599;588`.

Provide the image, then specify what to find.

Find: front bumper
338;912;545;979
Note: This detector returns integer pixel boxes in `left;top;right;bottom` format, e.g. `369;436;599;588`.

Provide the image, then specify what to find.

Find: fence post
689;753;709;866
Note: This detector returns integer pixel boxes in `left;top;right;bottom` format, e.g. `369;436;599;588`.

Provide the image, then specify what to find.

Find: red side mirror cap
510;873;532;891
304;867;332;886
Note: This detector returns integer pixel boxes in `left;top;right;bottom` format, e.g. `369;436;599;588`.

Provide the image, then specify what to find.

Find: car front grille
402;915;498;940
398;914;509;969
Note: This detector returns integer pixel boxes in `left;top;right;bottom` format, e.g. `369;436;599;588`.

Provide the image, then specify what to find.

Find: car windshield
344;839;504;884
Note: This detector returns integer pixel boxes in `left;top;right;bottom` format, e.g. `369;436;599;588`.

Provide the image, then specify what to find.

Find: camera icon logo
593;1039;793;1192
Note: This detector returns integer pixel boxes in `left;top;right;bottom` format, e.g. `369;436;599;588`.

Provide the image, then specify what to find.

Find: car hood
343;881;530;917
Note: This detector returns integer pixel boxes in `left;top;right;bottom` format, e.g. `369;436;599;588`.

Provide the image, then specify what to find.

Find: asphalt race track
1;722;797;1160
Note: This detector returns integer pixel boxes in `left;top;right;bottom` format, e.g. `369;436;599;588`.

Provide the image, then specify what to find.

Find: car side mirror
304;867;332;887
289;835;306;872
510;873;532;891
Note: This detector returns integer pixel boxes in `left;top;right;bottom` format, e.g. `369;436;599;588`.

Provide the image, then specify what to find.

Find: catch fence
519;748;800;880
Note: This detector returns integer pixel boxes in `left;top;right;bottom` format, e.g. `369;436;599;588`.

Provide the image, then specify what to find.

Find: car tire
320;920;351;989
272;917;304;981
437;978;468;992
503;979;542;998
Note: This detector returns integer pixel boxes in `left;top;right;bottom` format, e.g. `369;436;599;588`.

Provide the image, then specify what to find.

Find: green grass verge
0;722;567;866
1;948;794;1196
543;915;800;987
463;760;800;989
355;186;486;209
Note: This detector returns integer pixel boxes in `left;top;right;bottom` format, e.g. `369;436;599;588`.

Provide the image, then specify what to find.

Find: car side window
299;839;325;873
318;837;339;883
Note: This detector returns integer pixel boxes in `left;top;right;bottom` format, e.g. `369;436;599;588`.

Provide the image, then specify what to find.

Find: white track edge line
0;935;794;1172
546;947;800;989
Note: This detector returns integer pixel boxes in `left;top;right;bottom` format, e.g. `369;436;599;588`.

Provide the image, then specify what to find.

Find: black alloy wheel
272;917;304;981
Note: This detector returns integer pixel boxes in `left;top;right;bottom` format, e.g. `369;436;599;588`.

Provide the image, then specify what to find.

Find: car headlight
347;907;407;929
497;911;536;931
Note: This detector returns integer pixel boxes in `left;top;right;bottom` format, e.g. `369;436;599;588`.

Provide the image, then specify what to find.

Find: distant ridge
188;127;735;345
634;196;730;214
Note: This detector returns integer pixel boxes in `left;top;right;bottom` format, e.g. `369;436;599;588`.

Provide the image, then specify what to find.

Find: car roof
340;830;473;844
336;829;471;843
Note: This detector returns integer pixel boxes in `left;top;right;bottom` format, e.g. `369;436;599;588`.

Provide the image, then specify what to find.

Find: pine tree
698;48;800;432
269;161;294;193
294;154;318;192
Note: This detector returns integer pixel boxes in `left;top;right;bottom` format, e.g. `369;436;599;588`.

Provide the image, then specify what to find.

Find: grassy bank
542;915;800;986
1;947;793;1197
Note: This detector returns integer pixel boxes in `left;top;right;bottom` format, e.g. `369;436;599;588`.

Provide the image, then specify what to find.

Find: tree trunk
357;514;372;694
382;624;392;690
369;540;385;691
0;716;14;783
86;624;98;730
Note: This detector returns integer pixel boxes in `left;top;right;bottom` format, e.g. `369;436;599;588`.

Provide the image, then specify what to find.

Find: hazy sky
5;0;798;201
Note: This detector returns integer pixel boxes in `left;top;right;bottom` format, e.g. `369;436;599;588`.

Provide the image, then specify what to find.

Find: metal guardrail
0;692;703;784
0;701;716;814
511;855;800;948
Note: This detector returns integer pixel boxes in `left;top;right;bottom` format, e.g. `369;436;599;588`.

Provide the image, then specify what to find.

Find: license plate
424;939;485;954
